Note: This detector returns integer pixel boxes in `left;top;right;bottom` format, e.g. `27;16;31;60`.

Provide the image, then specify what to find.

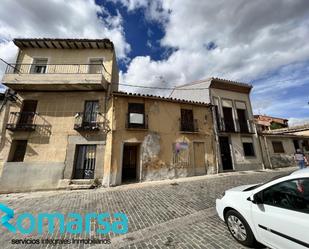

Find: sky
0;0;308;125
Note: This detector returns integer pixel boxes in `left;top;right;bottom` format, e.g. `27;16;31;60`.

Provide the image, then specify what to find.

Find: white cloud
120;0;309;96
110;0;169;23
0;0;130;62
288;118;309;126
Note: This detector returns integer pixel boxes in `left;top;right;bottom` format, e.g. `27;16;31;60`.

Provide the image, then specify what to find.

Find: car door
251;178;309;249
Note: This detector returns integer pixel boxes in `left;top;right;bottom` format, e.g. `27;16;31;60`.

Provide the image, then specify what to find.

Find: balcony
180;119;199;133
6;112;37;131
217;118;254;134
2;63;110;91
126;113;148;129
74;112;104;131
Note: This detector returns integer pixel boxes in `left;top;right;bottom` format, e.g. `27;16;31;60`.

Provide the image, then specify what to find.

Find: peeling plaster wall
270;154;296;168
262;136;298;168
105;95;216;186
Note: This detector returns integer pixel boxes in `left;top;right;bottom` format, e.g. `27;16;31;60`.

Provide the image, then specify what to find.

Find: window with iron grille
73;145;96;179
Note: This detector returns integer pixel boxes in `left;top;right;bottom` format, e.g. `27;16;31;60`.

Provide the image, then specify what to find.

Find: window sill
179;130;199;134
126;128;148;131
244;156;256;159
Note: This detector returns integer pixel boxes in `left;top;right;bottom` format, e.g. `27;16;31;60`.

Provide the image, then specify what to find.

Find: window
128;103;145;128
88;58;103;74
243;142;255;157
8;140;27;162
272;141;285;153
262;178;309;214
73;145;96;179
30;58;48;74
173;142;189;166
83;101;99;124
222;107;235;132
237;109;249;133
302;140;309;151
181;109;196;132
293;140;300;151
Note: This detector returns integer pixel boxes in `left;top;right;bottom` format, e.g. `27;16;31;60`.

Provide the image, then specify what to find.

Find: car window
243;172;291;192
262;178;309;214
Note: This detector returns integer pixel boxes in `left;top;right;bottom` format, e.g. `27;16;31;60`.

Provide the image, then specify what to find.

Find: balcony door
181;109;194;132
18;100;37;126
237;109;249;133
73;145;96;179
30;58;48;74
219;136;233;171
222;107;235;132
83;101;98;126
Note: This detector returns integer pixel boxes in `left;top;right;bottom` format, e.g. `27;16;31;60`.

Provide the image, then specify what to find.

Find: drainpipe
209;102;219;175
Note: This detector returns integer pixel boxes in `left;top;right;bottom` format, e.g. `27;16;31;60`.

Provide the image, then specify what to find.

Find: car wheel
225;209;257;247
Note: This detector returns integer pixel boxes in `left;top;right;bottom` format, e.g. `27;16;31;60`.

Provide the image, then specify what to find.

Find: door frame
218;136;234;171
120;142;141;184
192;141;207;175
72;144;97;179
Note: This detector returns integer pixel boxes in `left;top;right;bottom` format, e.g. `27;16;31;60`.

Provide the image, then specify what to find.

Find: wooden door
193;142;206;175
122;145;138;182
219;137;233;170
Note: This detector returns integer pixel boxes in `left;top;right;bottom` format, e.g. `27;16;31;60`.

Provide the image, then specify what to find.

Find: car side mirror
251;192;263;204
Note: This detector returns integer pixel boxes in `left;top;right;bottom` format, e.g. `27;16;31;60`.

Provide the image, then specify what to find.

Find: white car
216;168;309;249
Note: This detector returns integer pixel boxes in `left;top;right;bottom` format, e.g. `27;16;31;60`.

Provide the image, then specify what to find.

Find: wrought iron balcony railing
126;113;148;129
180;119;199;132
5;63;106;74
74;112;104;131
217;117;254;134
6;112;37;131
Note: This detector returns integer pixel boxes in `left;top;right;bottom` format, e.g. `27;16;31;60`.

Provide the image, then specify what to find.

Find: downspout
209;89;220;174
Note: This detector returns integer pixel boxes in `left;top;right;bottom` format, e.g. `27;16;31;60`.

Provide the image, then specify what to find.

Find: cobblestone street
0;167;295;249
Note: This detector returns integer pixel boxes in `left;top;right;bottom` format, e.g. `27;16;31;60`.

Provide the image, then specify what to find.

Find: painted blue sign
0;203;128;235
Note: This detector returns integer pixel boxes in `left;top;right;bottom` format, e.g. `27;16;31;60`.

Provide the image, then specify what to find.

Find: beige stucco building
0;38;118;193
102;92;216;186
171;78;264;172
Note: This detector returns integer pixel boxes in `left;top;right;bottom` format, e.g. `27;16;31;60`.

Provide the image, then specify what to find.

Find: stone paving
0;167;295;249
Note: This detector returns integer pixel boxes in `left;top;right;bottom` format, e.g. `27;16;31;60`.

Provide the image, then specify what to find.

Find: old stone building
259;124;309;168
102;92;216;186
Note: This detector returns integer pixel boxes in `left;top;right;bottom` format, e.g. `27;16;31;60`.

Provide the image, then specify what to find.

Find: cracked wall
107;95;216;186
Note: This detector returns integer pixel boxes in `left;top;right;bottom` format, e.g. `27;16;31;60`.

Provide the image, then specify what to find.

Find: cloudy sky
0;0;308;125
